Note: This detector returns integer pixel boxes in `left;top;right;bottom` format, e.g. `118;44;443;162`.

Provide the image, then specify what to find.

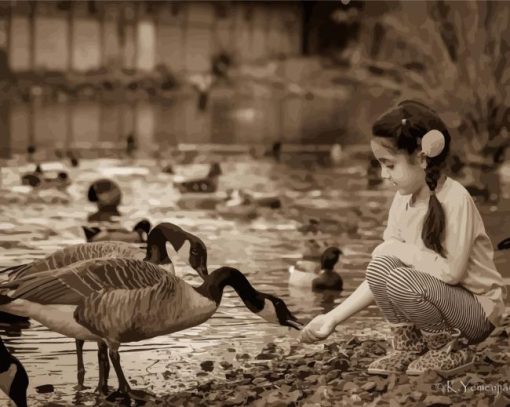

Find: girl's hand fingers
299;328;319;344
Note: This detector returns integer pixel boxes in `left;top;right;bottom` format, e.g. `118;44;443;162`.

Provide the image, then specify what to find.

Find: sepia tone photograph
0;1;509;406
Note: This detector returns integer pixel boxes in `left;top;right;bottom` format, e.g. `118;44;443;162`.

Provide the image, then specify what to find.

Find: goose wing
6;241;143;279
2;258;169;305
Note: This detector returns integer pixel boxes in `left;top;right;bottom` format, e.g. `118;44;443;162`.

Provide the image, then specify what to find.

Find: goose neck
195;267;264;312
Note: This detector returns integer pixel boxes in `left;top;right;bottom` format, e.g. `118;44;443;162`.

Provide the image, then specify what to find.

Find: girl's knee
386;267;425;299
366;256;400;280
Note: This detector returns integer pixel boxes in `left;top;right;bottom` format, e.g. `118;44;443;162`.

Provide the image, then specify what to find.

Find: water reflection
4;85;350;157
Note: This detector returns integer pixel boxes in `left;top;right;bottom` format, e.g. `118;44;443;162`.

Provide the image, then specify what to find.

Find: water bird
67;150;79;167
0;337;28;407
0;222;209;392
288;247;343;291
20;164;70;189
0;261;301;401
82;219;151;243
26;145;36;163
174;162;222;193
222;189;281;210
87;178;122;221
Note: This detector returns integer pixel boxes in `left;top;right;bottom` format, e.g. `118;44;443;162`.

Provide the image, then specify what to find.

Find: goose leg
108;347;130;394
107;345;155;402
95;341;110;394
75;339;86;389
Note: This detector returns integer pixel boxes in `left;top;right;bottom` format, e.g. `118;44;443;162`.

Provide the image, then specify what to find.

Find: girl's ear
417;150;428;169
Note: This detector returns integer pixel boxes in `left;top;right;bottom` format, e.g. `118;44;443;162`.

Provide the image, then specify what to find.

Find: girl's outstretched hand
299;314;336;344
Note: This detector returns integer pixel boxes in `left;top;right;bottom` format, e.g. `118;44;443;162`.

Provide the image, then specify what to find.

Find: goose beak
286;319;304;331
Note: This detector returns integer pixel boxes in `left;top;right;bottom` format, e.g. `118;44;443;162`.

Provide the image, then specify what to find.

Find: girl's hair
372;100;451;257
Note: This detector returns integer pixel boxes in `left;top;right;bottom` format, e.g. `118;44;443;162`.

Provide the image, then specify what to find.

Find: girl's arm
299;279;374;343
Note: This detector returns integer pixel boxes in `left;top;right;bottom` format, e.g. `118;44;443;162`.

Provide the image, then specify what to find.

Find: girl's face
370;138;427;196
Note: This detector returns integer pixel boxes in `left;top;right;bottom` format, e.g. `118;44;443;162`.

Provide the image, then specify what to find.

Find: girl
299;100;507;376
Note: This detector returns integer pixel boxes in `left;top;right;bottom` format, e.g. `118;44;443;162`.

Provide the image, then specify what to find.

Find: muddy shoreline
114;315;510;407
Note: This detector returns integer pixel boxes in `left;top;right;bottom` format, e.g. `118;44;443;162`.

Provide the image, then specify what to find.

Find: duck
0;260;301;401
288;247;343;291
237;189;282;209
82;219;151;243
0;337;28;407
497;237;510;250
87;178;123;222
174;162;222;193
0;222;209;392
20;164;70;189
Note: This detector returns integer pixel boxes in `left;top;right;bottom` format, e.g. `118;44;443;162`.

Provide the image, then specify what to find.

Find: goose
87;178;122;221
174;162;222;194
0;337;28;407
0;222;209;392
497;237;510;251
82;219;151;243
87;178;122;209
21;164;70;189
0;259;302;401
288;247;343;291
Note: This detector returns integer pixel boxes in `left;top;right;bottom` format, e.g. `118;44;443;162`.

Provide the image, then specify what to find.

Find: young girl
299;100;507;376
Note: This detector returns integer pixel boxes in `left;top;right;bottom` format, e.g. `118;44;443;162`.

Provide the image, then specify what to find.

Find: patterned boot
406;328;474;377
367;323;427;376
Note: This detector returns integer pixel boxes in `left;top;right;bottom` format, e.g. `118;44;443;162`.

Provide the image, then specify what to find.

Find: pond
0;146;509;406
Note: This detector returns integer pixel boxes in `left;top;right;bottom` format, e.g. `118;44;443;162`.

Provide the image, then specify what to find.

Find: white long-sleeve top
372;177;507;327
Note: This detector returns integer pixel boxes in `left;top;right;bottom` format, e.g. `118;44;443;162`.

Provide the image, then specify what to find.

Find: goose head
199;267;302;330
133;219;151;240
256;293;303;330
145;222;208;280
88;178;122;208
320;247;342;271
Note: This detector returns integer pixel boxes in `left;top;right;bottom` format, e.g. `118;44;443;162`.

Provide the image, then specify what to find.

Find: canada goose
0;260;301;401
82;219;151;243
0;222;209;392
174;163;222;193
0;337;28;407
288;247;343;291
21;164;70;189
87;178;121;222
87;178;122;208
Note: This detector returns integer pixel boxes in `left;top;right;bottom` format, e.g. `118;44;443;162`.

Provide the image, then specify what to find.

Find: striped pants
366;256;495;344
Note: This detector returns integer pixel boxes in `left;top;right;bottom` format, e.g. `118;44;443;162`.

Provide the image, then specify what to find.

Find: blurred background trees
334;0;510;166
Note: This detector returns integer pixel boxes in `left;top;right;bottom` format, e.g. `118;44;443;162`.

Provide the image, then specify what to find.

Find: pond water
0;147;509;406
